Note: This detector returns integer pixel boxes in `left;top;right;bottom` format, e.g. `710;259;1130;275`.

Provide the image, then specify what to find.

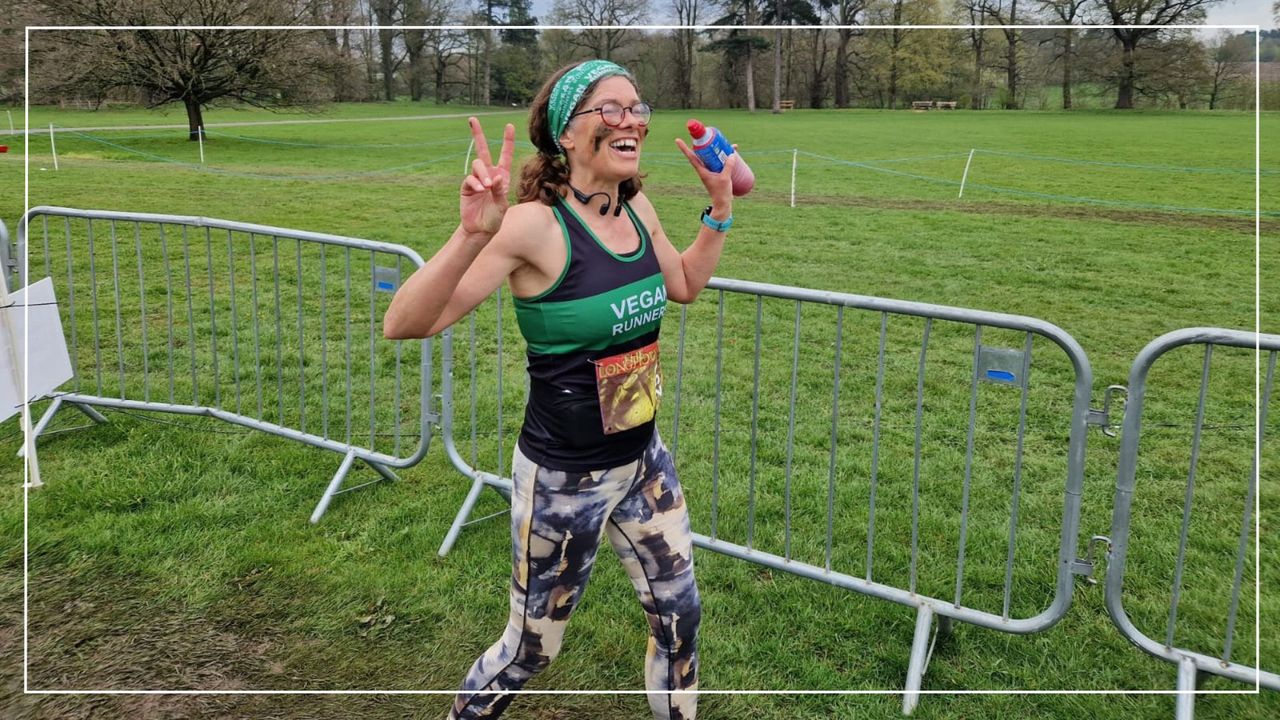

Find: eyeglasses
568;101;652;127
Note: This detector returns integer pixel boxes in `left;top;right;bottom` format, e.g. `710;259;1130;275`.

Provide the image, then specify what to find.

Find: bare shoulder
491;201;559;256
629;191;664;232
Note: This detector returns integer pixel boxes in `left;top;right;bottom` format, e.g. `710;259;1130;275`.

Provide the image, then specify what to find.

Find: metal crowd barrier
438;276;1098;714
17;207;1275;715
0;218;15;291
19;206;435;521
1103;328;1279;719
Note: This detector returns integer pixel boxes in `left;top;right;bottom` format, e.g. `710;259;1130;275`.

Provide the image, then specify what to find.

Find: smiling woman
380;60;745;720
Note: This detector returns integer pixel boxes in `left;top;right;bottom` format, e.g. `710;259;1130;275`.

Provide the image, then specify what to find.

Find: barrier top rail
20;206;419;263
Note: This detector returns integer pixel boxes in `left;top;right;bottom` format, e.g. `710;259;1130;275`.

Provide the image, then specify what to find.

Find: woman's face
561;75;648;181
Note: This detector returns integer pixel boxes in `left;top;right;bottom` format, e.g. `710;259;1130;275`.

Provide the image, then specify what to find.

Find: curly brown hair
517;63;645;206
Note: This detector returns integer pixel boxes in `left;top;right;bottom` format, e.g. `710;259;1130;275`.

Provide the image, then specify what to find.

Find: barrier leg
18;398;110;458
19;397;64;456
310;449;357;524
903;604;936;716
438;474;488;557
362;458;399;483
1176;656;1196;720
72;401;109;423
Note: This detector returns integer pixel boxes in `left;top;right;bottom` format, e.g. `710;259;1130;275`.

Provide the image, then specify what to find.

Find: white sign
0;278;74;424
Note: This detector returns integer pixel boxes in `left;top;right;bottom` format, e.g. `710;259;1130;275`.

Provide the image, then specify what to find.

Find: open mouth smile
608;138;640;157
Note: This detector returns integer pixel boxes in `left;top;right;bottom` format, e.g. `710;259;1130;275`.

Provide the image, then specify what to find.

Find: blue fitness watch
701;205;733;232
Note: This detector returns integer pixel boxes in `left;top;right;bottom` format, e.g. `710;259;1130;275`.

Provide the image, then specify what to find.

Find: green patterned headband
547;60;632;154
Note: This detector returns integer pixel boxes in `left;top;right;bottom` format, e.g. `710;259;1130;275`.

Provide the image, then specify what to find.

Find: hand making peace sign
459;117;516;238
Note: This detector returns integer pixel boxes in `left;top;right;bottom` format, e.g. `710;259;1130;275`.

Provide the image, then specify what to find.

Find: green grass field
2;102;1278;719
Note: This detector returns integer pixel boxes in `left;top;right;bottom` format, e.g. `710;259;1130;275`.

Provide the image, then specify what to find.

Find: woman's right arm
383;118;518;340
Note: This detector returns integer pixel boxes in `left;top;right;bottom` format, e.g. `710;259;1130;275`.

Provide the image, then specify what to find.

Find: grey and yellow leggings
448;432;700;720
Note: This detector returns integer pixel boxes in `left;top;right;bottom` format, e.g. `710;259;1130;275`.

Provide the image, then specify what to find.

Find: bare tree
369;0;407;100
1205;30;1250;109
551;0;650;61
827;0;868;108
672;0;702;108
32;0;332;139
984;0;1021;108
955;0;991;108
304;0;365;101
404;0;455;101
1;2;45;105
1100;0;1226;109
1038;0;1088;109
806;26;831;107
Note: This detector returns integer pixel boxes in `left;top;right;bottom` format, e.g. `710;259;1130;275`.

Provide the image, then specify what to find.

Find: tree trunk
744;6;757;113
1005;33;1018;109
435;37;448;102
972;30;984;110
835;28;851;108
482;29;492;106
674;24;696;109
184;96;204;141
405;29;424;101
1116;40;1137;109
889;28;901;109
1062;29;1073;110
380;30;396;101
1004;1;1018;109
808;30;825;109
772;27;782;113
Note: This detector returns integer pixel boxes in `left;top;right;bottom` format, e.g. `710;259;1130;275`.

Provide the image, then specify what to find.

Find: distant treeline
4;1;1277;116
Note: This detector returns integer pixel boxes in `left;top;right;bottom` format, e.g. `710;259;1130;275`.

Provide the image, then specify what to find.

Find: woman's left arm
637;143;739;304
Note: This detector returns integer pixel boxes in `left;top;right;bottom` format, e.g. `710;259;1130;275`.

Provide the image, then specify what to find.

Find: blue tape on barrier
985;369;1017;384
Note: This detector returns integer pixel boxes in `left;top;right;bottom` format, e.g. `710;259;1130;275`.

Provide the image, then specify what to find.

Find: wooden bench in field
779;99;795;111
911;100;959;110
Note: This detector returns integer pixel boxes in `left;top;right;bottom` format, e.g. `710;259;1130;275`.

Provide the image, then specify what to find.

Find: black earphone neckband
569;182;624;217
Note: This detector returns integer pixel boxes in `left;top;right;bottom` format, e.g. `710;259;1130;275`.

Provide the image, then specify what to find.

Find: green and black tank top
514;196;667;471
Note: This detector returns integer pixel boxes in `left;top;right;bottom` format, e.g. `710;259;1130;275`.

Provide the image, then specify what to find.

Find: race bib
592;341;662;435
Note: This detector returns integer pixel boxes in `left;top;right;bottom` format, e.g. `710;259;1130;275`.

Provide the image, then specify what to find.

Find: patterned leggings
448;432;700;720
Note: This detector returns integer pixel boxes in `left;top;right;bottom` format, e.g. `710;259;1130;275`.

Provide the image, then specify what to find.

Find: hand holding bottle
684;119;755;196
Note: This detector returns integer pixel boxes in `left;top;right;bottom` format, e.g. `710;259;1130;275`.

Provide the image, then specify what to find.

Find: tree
306;0;366;102
370;0;407;101
955;0;992;109
1205;31;1251;109
710;0;766;111
425;28;471;102
827;0;869;108
550;0;650;61
1139;31;1209;107
1038;0;1088;109
404;0;456;101
671;0;703;109
864;0;946;108
761;0;822;112
805;26;832;107
33;0;333;139
1;2;45;105
1100;0;1225;109
983;0;1022;108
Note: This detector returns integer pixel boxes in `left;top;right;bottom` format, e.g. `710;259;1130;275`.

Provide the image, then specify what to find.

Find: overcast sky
1205;0;1275;29
526;1;1275;30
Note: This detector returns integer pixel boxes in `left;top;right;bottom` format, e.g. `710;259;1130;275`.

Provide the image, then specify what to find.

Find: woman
383;59;738;720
